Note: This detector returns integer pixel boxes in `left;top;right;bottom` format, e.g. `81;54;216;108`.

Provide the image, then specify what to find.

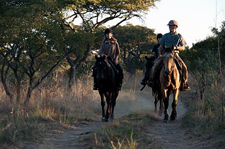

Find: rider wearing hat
150;20;190;91
93;28;123;90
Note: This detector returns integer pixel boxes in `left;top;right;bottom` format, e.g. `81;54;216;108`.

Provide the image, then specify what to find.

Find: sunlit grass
92;111;157;149
0;72;149;147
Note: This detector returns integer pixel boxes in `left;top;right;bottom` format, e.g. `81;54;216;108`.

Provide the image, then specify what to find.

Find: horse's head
163;48;176;76
145;56;155;74
94;55;110;81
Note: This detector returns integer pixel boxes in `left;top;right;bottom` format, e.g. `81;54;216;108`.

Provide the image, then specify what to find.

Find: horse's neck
106;66;115;80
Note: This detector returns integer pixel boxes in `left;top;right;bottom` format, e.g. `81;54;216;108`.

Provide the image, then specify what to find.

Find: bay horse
143;56;163;113
94;55;119;122
159;48;181;122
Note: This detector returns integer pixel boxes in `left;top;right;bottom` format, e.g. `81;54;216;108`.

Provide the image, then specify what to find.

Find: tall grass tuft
183;71;225;141
0;73;101;147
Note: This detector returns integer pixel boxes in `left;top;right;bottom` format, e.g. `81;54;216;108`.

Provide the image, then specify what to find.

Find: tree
61;0;160;87
113;24;156;76
0;0;69;107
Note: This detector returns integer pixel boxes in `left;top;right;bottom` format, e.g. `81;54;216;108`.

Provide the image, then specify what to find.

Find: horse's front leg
158;93;164;115
99;90;106;122
154;93;158;112
163;89;169;122
111;91;119;120
170;89;179;120
104;92;111;122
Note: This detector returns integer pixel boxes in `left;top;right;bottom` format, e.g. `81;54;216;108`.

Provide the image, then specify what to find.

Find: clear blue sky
123;0;225;47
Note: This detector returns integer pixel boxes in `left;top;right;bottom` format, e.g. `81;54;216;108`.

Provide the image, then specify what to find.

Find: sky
120;0;225;47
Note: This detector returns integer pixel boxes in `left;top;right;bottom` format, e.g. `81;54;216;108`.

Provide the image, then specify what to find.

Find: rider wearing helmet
153;33;163;59
140;33;163;85
151;20;190;91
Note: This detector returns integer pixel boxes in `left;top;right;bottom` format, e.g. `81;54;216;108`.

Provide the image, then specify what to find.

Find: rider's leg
149;56;163;86
175;53;190;91
115;64;123;90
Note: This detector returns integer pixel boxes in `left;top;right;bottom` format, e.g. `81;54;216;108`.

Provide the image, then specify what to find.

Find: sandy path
24;121;104;149
24;90;210;149
24;89;155;149
147;94;210;149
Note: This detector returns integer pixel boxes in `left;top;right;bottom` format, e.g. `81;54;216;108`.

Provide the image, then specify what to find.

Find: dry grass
0;72;154;147
0;74;101;146
90;112;157;149
182;72;225;148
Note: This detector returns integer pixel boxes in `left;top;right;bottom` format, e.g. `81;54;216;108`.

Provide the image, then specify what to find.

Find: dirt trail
24;121;103;149
24;90;156;149
147;95;208;149
24;91;209;149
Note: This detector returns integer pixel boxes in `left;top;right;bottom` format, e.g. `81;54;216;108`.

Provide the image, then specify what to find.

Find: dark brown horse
143;56;163;113
159;48;181;122
94;55;119;122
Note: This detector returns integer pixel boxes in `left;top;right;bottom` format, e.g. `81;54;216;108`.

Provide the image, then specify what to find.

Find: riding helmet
167;20;178;27
157;33;163;39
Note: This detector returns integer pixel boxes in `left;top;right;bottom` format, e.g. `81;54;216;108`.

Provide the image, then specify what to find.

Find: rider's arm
159;45;163;56
115;42;120;65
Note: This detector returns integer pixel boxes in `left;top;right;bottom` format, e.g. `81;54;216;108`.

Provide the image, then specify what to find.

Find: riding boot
140;78;147;85
183;83;190;91
180;82;190;91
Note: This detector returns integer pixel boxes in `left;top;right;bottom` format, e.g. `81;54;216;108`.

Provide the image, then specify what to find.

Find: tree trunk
66;44;91;88
16;79;21;105
68;66;76;88
24;77;33;107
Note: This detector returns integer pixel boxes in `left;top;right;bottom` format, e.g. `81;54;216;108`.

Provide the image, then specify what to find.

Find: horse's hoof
170;115;177;121
102;117;109;122
163;119;168;123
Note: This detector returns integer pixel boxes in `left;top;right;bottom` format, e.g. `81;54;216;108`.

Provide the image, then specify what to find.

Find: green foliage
0;0;68;102
113;24;156;75
181;22;225;138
